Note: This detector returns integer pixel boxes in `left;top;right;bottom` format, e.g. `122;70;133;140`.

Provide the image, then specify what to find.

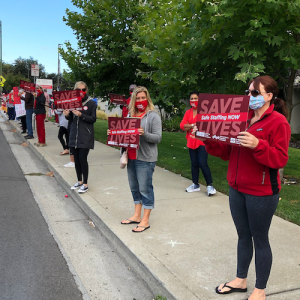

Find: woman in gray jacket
120;86;162;232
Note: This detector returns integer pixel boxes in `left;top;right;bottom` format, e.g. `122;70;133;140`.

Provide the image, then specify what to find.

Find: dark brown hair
248;76;287;118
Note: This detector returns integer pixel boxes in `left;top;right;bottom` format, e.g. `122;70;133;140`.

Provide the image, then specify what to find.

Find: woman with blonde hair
64;81;97;193
120;86;162;232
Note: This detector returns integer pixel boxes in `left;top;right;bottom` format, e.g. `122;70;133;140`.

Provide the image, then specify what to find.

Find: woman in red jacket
193;76;291;300
180;91;216;196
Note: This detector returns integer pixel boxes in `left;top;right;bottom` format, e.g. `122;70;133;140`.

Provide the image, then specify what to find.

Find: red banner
107;117;141;148
53;90;82;111
109;93;127;105
20;80;36;93
195;94;250;145
13;87;21;104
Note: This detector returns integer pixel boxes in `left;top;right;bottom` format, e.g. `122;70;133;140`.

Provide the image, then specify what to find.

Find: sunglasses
245;89;263;97
76;88;87;92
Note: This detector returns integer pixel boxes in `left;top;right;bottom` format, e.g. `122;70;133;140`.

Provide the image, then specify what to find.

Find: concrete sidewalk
2;113;300;300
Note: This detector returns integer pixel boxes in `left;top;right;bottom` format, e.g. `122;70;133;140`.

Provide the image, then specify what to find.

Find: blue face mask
249;95;265;110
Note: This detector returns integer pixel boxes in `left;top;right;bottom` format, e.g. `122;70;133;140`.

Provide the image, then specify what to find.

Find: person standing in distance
180;91;216;196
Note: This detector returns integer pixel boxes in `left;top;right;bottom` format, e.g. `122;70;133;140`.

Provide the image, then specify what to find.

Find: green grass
94;119;300;225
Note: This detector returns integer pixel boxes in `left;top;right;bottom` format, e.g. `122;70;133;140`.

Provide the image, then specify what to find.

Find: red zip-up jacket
204;104;291;196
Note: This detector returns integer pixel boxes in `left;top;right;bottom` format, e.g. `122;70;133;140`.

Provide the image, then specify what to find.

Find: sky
1;0;80;75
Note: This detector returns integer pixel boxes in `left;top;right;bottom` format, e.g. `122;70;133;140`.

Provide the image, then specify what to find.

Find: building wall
290;89;300;134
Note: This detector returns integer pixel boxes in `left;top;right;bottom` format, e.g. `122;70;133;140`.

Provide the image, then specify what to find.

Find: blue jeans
189;146;213;186
26;109;33;136
127;159;156;209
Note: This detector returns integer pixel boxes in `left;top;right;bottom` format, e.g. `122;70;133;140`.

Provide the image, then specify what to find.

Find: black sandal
215;282;247;294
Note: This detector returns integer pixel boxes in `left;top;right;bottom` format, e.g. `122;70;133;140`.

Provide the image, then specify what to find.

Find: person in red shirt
180;91;216;196
193;76;291;300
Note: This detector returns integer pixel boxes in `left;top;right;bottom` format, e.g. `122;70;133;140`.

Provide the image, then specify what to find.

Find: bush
162;115;183;132
96;110;108;120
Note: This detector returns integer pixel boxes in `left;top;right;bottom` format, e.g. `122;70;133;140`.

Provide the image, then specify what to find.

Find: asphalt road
0;127;83;300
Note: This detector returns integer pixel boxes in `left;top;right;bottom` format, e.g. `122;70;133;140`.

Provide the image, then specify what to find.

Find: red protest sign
20;80;36;93
109;93;127;105
195;94;250;145
53;90;82;111
107;117;141;148
13;87;21;104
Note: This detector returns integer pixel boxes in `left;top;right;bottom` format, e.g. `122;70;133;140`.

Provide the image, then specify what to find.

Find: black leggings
229;187;279;289
73;148;90;184
58;126;69;150
20;115;27;132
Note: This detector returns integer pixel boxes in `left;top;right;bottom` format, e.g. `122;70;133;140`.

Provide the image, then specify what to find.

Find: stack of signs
20;80;36;93
107;117;141;149
109;93;127;105
13;87;21;104
53;90;82;111
195;94;250;146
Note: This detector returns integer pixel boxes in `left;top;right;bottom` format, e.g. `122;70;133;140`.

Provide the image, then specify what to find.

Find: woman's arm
79;102;97;124
180;109;193;131
142;113;162;144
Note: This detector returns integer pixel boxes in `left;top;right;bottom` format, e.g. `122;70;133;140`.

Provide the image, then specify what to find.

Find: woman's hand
72;110;82;117
63;109;70;117
107;129;111;135
32;92;37;97
238;131;259;149
138;127;144;136
192;125;206;141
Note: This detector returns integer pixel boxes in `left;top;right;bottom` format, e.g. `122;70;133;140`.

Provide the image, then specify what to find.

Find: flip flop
132;225;150;233
60;151;69;156
121;219;140;225
215;282;247;294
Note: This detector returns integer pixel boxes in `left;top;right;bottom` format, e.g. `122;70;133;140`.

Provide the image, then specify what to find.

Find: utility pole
57;44;62;91
0;21;2;94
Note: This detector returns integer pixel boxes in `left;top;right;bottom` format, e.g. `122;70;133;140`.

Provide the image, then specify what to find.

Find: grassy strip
94;119;300;225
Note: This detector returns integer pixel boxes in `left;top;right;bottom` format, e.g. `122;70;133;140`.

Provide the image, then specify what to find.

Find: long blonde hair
129;86;155;116
74;81;89;94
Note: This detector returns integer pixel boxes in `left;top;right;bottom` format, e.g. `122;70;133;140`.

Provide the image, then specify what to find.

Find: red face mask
37;90;43;96
80;91;87;98
135;100;148;112
190;100;198;109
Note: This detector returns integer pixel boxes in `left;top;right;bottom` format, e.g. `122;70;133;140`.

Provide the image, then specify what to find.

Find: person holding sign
193;76;291;300
122;84;137;117
180;91;216;196
20;90;35;140
64;81;97;194
118;86;162;232
33;86;47;147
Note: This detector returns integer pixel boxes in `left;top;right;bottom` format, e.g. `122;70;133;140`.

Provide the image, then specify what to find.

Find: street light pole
57;44;62;91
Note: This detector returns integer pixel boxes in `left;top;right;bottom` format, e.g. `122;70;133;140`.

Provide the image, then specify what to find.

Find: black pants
73;148;90;184
189;146;213;186
229;187;279;289
20;115;27;133
58;126;69;150
7;107;15;120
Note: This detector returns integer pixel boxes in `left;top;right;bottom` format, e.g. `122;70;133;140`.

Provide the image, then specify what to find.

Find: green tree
134;0;300;122
12;57;46;82
61;0;151;98
2;72;28;92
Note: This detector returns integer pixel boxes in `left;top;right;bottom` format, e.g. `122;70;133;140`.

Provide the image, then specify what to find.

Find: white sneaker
207;185;216;196
186;184;200;193
78;185;89;193
71;182;83;190
64;162;75;168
